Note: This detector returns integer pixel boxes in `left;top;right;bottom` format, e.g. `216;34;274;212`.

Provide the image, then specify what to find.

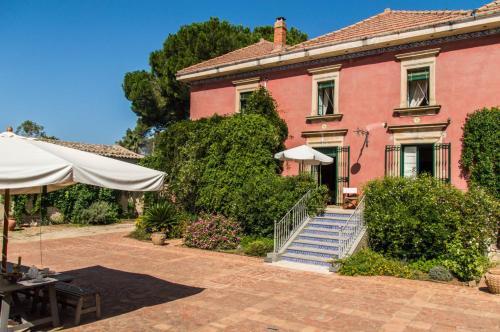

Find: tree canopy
121;17;307;142
15;120;57;139
142;89;327;236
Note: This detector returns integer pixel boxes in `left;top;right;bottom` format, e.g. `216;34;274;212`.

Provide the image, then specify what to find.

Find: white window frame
396;48;440;108
233;77;260;112
308;64;341;116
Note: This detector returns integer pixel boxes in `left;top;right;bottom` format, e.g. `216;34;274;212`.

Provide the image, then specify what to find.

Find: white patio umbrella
274;144;333;165
0;129;165;271
274;145;334;183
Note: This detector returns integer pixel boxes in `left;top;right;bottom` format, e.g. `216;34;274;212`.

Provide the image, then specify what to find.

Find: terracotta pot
151;232;166;246
7;218;16;231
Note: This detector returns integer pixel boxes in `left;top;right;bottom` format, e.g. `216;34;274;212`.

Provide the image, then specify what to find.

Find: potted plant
141;201;179;246
151;230;167;245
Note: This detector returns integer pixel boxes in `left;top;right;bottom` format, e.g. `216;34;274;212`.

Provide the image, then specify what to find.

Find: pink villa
177;1;500;205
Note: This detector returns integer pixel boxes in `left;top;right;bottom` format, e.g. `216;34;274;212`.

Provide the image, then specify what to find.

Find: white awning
0;131;165;194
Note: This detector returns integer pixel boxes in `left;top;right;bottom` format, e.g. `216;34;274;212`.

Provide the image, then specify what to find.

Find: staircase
278;210;353;267
268;193;366;271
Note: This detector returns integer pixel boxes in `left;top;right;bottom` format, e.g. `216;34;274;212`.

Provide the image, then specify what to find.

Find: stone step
314;215;351;222
296;233;341;243
303;226;354;237
287;246;339;257
311;219;349;226
306;222;355;230
321;212;354;219
280;253;332;267
301;228;340;237
291;239;340;251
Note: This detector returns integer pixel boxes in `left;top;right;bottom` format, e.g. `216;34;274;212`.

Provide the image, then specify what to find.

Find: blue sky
0;0;486;144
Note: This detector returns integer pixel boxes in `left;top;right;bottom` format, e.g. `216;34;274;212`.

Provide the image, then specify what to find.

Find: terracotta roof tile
477;1;500;14
177;2;500;77
289;10;470;50
177;39;276;75
40;139;144;160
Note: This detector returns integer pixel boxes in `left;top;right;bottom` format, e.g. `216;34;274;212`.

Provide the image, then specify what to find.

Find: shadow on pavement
57;265;204;329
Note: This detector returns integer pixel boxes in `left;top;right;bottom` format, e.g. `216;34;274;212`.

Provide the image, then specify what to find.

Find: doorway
315;147;338;204
402;144;433;177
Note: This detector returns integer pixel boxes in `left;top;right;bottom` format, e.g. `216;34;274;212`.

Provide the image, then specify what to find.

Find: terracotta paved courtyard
9;232;500;331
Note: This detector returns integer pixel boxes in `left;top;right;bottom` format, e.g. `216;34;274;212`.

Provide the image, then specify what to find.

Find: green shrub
243;87;288;147
74;201;119;225
364;175;498;281
128;227;151;241
460;107;500;199
13;184;121;224
184;214;242;250
336;249;415;279
306;185;329;216
408;258;446;273
139;201;179;236
428;266;453;282
243;238;273;257
142;90;329;238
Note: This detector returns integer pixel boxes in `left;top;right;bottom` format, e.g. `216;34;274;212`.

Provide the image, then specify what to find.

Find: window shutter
433;143;451;183
385;145;401;177
335;146;350;205
407;69;430;82
318;81;334;89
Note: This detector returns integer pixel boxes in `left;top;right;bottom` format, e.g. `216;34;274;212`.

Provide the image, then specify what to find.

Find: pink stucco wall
189;34;500;190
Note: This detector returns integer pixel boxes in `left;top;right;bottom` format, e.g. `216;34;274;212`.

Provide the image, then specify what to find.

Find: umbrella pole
2;189;10;273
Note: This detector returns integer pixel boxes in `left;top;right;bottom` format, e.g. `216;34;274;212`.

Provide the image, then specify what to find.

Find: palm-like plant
142;201;178;234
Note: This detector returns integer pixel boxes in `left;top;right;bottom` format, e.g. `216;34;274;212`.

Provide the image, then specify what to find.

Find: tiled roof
177;1;500;78
289;9;471;50
478;1;500;14
40;139;144;160
177;39;276;75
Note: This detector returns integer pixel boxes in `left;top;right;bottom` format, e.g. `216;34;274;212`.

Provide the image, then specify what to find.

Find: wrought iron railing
338;195;365;258
274;190;311;254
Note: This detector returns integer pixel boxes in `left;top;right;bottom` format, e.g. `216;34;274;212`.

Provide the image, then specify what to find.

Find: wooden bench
55;283;101;325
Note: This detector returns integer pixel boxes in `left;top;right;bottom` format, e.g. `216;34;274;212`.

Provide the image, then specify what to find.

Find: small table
0;265;75;332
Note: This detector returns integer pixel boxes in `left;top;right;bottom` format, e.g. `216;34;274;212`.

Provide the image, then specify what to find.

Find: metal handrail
338;195;365;258
273;190;312;254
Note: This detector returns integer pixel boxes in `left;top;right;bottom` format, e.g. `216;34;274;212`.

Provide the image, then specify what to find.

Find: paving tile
8;232;500;331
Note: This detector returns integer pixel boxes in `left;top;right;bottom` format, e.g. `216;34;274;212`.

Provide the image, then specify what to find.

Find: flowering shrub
184;214;241;250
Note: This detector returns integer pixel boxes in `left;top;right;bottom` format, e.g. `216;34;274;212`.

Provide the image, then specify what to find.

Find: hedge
364;175;498;280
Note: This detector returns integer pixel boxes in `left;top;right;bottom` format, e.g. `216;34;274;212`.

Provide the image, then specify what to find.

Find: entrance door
314;146;350;205
314;147;337;204
319;159;337;204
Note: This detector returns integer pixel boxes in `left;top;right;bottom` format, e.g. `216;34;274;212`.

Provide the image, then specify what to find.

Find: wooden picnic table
0;263;74;332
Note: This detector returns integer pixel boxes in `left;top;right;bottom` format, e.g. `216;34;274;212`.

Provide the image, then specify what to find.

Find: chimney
273;17;287;50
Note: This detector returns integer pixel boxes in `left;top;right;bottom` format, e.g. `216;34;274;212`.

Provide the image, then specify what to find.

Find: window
239;91;252;112
317;81;335;115
308;64;341;116
402;144;433;177
407;67;430;107
396;48;439;109
232;77;260;113
385;143;451;182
